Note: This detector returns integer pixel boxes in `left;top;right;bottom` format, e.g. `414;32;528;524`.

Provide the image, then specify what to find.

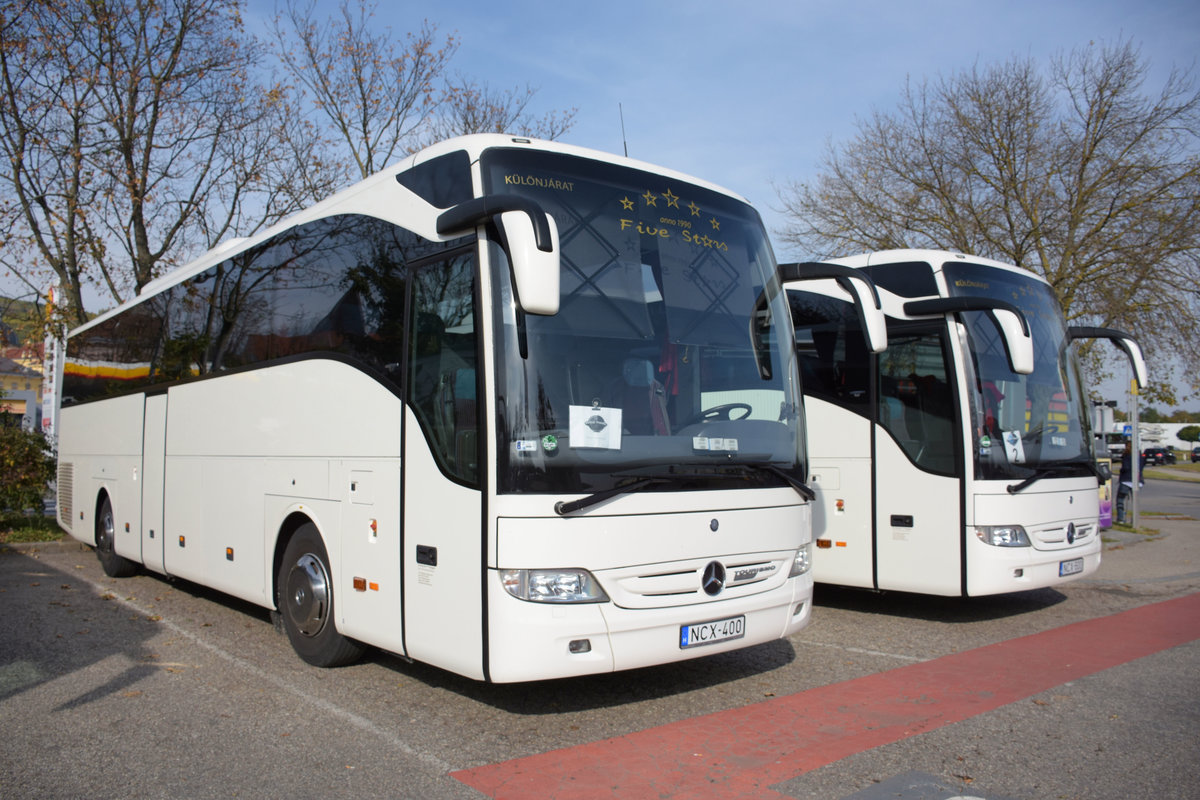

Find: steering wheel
684;402;752;426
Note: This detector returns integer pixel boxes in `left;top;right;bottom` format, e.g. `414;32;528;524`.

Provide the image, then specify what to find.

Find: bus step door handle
890;514;914;528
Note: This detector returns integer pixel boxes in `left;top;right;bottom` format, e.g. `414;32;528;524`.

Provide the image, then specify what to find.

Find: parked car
1192;446;1200;463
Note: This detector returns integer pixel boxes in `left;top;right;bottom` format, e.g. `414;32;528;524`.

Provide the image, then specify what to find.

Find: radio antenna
619;103;629;157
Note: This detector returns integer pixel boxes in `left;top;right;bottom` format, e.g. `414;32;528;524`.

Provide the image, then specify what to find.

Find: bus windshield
944;262;1094;480
481;148;801;496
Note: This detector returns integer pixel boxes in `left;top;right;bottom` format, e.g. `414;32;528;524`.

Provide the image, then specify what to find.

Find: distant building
1;355;43;430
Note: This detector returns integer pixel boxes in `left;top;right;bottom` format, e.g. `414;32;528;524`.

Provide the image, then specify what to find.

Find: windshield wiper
553;463;816;515
554;476;668;515
741;462;817;501
1006;462;1093;494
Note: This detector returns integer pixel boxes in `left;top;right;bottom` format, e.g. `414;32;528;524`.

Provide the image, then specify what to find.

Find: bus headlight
500;568;609;603
975;525;1031;547
788;543;813;577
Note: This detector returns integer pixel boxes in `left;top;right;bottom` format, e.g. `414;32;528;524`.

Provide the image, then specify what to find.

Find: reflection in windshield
482;149;802;496
945;263;1094;480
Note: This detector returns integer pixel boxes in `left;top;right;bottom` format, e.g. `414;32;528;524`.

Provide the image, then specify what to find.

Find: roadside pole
1130;378;1140;529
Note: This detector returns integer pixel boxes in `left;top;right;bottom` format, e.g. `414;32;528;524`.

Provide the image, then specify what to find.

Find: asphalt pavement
1;477;1197;799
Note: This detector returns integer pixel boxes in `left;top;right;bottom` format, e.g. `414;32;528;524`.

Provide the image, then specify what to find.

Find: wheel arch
272;510;320;609
93;486;113;546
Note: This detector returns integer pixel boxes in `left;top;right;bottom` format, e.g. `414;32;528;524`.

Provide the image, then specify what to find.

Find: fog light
568;639;591;654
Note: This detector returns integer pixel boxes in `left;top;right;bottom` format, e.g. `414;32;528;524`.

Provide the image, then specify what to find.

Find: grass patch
0;513;65;545
1144;463;1200;482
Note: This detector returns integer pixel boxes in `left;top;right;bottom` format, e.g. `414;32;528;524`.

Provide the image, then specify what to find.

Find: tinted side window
63;215;435;403
877;326;958;475
787;289;870;416
407;254;478;485
396;150;473;208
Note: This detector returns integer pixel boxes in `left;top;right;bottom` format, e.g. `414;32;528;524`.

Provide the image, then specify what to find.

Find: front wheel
276;524;364;667
95;495;138;578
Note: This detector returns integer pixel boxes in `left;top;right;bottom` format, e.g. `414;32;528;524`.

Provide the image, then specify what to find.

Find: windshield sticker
693;436;739;452
1003;430;1026;463
569;404;623;449
513;440;538;454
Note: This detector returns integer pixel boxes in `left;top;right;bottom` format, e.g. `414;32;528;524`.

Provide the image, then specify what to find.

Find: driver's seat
610;358;671;436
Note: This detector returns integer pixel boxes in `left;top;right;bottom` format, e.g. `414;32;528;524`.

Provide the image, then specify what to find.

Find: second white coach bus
785;249;1146;597
55;134;886;681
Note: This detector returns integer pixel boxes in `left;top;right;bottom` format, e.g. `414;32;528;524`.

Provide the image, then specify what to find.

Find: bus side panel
336;459;405;657
141;393;167;574
806;399;875;588
402;408;485;680
873;433;962;595
162;361;401;611
57;395;146;561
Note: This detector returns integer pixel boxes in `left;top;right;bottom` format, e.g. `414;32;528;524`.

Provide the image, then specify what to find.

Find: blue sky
244;0;1200;262
241;0;1199;407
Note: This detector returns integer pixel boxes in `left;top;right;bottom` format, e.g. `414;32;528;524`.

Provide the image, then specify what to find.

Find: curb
0;539;89;554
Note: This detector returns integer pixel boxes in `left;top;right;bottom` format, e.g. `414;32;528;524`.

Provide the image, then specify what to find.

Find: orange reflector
836;541;847;548
369;582;379;592
225;547;234;561
816;539;832;549
178;535;185;547
353;577;367;592
125;522;130;532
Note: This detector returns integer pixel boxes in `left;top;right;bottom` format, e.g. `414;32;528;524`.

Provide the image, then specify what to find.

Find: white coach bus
55;135;884;681
785;249;1146;597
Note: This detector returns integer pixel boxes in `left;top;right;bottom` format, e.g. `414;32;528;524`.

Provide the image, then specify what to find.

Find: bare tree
778;40;1200;402
415;74;578;148
270;0;458;186
1;0;297;325
271;0;577;188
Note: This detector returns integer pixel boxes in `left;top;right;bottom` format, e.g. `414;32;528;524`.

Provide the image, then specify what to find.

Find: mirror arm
436;195;553;251
903;297;1030;336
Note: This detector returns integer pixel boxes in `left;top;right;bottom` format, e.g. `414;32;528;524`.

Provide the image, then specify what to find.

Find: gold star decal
709;217;720;231
663;189;679;208
688;202;701;217
642;189;658;207
620;196;634;210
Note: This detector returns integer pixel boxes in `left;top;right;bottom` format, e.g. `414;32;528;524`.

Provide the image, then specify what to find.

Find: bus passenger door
141;393;167;573
873;327;964;595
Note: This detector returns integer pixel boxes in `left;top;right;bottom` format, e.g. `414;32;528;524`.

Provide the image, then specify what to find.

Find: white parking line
799;638;925;662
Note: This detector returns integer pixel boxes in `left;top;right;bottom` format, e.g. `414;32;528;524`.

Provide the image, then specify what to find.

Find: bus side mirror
1068;326;1148;390
778;262;888;354
989;307;1034;375
904;297;1034;375
497;210;560;316
436;194;562;316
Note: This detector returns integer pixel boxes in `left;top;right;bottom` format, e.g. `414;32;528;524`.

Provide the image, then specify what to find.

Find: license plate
1059;557;1084;576
680;615;745;649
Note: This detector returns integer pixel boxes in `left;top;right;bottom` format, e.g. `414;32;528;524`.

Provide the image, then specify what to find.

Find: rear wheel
95;495;137;578
277;523;364;667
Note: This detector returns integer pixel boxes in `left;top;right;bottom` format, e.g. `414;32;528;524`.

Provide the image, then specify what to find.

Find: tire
95;495;138;578
276;523;364;668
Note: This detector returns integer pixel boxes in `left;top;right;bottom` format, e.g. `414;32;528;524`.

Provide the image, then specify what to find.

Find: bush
0;423;55;512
